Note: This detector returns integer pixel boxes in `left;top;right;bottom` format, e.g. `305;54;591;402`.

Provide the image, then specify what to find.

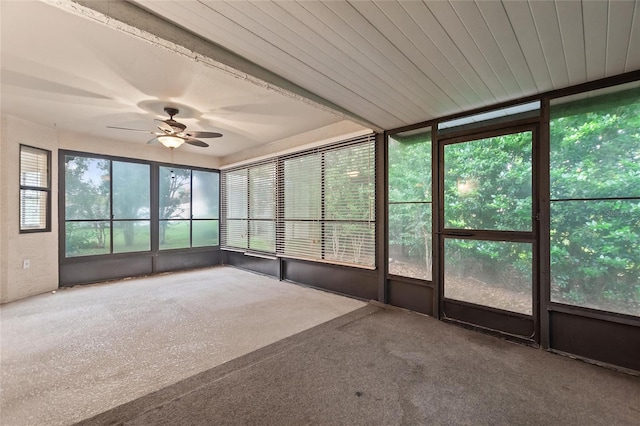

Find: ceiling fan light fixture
108;106;219;149
157;135;184;148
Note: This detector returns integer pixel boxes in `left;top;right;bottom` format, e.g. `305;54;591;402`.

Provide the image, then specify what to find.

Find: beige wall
219;120;371;169
0;115;220;304
1;116;59;303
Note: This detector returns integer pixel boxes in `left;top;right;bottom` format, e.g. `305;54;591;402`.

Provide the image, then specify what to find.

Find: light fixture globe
157;135;184;148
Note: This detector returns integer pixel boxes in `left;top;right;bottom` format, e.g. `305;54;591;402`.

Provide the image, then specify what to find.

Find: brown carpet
77;304;640;425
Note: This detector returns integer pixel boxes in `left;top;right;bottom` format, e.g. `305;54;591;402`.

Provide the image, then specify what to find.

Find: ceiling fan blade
147;138;159;144
155;121;173;133
107;126;154;134
183;139;209;148
184;131;223;139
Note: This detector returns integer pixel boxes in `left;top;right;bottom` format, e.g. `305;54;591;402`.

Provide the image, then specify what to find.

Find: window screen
387;128;432;280
63;154;219;258
549;82;640;317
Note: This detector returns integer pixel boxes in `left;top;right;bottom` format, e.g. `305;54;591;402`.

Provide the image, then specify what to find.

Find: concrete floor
0;266;365;426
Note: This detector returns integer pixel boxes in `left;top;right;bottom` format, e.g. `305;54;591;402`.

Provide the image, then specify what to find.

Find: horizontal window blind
221;133;376;268
281;154;322;258
279;136;375;267
221;168;248;249
20;190;48;230
222;161;276;252
249;162;276;252
20;145;50;232
20;146;49;188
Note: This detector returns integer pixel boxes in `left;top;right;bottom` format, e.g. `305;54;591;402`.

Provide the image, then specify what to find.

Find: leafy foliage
388;134;432;279
550;92;640;315
64;156;110;256
159;167;191;247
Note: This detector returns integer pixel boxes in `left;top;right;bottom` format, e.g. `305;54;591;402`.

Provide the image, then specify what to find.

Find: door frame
436;123;541;344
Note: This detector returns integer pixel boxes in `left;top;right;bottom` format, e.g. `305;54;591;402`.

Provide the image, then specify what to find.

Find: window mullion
321;152;326;261
109;160;114;254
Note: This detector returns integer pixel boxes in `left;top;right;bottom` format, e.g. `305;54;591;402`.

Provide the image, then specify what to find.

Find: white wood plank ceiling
132;0;640;130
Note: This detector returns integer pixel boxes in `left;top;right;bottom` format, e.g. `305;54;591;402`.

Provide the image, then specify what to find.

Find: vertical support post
109;160;114;255
539;98;552;349
150;163;159;272
58;151;67;267
217;169;223;265
376;132;388;303
432;127;442;319
321;153;326;262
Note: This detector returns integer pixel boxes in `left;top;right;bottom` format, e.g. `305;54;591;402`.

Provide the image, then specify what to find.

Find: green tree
388;133;432;278
159;167;190;245
64;156;109;256
550;91;640;314
112;161;150;247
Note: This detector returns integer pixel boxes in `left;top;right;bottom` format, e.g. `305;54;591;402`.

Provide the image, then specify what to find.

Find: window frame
19;144;51;233
158;165;220;251
221;160;277;253
60;150;220;260
280;140;376;268
547;83;640;317
63;153;150;258
386;127;433;281
221;134;376;269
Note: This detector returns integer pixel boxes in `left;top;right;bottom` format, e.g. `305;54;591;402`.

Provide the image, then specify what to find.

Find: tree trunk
124;222;134;246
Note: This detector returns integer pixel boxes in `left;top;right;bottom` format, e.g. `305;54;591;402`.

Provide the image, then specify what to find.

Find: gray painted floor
81;304;640;426
0;266;365;426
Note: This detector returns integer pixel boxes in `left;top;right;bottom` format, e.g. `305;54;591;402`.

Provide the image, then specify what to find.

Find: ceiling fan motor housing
163;107;186;132
164;107;180;118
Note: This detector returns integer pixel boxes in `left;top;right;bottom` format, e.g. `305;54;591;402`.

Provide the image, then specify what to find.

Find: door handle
446;232;474;237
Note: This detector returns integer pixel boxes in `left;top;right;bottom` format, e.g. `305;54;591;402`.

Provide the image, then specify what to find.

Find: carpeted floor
0;267;365;425
77;303;640;426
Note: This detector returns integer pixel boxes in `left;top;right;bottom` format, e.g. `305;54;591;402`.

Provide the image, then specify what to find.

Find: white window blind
279;137;376;268
249;162;276;252
282;154;322;259
221;133;376;268
20;145;50;232
222;162;277;252
222;169;248;249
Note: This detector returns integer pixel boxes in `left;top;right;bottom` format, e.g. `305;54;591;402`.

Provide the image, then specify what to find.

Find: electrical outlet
23;259;30;269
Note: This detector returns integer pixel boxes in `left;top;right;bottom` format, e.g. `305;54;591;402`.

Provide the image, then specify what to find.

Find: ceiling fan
107;107;222;148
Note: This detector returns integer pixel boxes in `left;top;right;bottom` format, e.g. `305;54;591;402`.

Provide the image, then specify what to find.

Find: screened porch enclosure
56;75;640;373
384;78;639;371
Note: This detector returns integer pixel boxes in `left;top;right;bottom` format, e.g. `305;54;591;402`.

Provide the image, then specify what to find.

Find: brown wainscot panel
155;249;221;273
60;255;153;286
283;258;377;301
550;310;640;372
388;277;434;316
223;251;279;278
444;300;535;338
